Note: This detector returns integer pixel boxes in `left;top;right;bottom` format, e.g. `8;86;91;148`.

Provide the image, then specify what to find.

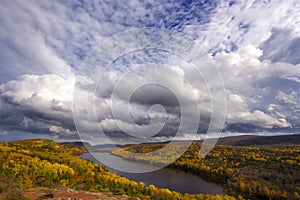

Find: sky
0;0;299;144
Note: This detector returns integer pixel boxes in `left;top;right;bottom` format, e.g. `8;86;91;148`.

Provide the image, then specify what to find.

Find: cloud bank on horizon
0;0;299;142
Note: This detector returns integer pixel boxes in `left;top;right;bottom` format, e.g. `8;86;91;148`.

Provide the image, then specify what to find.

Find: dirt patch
3;188;130;200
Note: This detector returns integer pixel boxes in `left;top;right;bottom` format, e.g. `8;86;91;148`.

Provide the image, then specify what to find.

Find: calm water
80;152;223;195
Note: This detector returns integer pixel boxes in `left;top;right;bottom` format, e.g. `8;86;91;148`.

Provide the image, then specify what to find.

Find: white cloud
0;74;74;110
186;0;300;64
0;0;299;140
0;45;299;138
49;125;75;135
215;44;299;129
275;91;298;105
0;74;75;135
0;1;74;81
226;94;291;128
0;131;8;135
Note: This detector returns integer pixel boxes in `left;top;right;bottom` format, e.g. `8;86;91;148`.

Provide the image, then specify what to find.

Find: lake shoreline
80;152;224;195
108;151;227;185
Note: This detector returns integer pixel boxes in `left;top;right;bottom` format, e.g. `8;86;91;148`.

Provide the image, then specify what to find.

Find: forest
0;139;235;200
112;141;300;200
0;138;299;199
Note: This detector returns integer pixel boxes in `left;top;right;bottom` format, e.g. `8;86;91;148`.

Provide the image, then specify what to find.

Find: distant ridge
60;141;120;149
60;141;92;149
121;134;300;147
215;134;300;146
59;134;300;148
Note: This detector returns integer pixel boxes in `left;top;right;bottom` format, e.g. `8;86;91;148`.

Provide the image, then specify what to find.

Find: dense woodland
0;139;299;199
0;139;235;200
112;141;300;200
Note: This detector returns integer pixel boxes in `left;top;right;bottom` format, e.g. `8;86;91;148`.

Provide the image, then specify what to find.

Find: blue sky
0;0;299;143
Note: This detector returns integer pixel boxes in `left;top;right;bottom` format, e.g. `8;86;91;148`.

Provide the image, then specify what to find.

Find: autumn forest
0;136;299;200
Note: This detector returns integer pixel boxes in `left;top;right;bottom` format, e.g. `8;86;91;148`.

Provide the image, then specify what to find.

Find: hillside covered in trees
1;137;299;199
112;138;300;200
0;139;235;200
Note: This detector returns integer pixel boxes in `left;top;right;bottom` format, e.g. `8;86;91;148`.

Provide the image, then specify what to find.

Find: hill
216;134;300;146
0;139;235;200
112;135;300;199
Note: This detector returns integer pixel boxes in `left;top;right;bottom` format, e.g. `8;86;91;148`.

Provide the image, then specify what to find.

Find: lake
80;152;223;195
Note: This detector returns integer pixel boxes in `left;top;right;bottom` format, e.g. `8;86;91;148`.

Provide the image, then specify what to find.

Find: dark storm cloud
129;84;180;107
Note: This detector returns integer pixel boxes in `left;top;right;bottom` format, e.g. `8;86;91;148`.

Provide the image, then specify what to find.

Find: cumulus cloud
226;94;290;128
0;44;299;140
215;45;299;130
49;125;75;135
0;0;299;141
0;74;76;136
